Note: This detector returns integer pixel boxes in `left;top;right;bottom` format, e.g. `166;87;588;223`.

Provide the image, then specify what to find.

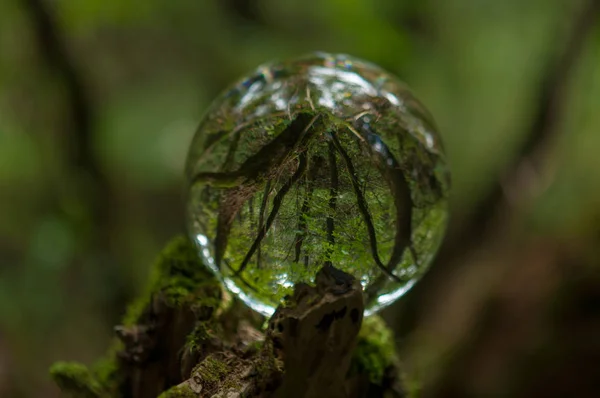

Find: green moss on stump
251;341;283;390
350;315;397;384
157;383;196;398
185;320;222;353
192;355;231;385
123;236;221;326
90;339;123;394
51;237;401;396
50;362;104;398
51;237;221;397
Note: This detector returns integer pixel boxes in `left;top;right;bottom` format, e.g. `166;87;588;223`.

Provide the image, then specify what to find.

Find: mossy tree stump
51;237;404;398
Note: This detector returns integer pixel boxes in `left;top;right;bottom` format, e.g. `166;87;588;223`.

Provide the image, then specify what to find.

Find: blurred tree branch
389;1;600;396
224;0;264;24
439;0;600;263
385;0;600;377
22;0;112;235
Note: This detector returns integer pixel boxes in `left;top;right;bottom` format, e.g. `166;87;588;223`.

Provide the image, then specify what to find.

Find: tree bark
50;237;404;398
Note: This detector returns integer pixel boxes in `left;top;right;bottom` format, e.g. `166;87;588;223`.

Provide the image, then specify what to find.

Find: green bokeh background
1;0;599;396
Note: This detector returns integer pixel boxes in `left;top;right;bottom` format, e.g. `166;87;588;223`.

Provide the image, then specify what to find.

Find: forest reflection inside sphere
185;53;450;316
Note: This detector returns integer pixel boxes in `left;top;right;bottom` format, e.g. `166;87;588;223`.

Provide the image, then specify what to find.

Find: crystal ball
185;53;449;316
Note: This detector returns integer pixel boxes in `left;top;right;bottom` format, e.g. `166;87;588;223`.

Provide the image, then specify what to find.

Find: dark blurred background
1;0;599;397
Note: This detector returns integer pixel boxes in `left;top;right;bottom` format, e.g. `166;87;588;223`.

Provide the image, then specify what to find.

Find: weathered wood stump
50;237;404;398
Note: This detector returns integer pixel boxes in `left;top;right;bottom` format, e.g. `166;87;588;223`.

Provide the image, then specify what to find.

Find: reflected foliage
186;53;449;315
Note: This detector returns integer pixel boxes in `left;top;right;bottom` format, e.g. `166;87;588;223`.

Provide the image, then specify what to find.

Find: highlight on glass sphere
185;52;449;316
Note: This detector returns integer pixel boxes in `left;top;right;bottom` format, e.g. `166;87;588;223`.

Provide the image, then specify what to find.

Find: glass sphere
185;52;449;316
